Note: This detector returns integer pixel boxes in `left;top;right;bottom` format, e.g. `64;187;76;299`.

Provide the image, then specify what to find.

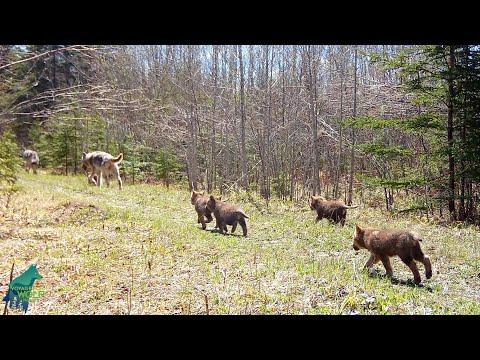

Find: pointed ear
210;195;215;201
355;225;362;233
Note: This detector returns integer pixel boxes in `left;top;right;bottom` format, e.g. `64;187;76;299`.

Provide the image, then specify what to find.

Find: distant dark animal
310;195;358;226
206;195;249;236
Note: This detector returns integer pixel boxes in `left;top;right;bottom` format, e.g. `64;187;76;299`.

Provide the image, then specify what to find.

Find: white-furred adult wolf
23;149;40;174
81;151;123;190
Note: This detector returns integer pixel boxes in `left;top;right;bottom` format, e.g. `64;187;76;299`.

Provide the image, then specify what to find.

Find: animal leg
88;172;97;185
421;256;432;279
205;211;213;223
113;167;123;190
239;218;247;237
218;221;225;234
405;260;422;284
413;243;432;279
379;255;394;278
364;254;379;270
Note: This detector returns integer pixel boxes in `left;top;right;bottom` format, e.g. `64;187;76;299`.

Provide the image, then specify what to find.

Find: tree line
1;45;479;223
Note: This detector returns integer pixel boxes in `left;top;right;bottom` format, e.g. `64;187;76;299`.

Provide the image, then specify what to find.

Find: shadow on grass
368;269;435;292
203;228;245;237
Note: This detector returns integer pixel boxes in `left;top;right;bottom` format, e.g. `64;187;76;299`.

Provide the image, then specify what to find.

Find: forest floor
1;172;479;315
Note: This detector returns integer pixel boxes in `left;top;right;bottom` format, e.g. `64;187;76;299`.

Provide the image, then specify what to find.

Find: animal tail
112;153;123;163
238;210;249;219
412;233;423;242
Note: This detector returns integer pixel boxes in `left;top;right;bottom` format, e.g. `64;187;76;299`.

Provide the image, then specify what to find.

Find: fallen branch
2;263;14;315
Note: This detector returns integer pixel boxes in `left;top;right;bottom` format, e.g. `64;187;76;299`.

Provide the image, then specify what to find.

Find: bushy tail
238;210;249;219
112;153;123;163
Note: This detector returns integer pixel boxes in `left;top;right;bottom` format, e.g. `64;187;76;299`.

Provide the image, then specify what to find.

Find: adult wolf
81;151;123;190
23;149;39;174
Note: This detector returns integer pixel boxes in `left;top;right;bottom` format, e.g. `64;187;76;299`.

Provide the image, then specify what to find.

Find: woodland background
1;45;479;223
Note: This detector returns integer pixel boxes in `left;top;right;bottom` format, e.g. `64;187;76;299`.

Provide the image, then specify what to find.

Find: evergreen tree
0;131;22;188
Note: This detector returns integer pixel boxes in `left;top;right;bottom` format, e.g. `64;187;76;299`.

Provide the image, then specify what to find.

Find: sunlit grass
0;171;479;314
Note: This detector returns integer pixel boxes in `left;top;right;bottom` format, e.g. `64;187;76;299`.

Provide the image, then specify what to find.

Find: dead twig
3;263;15;315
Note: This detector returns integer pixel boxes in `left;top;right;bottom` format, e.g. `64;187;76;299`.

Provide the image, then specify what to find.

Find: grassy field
1;172;479;315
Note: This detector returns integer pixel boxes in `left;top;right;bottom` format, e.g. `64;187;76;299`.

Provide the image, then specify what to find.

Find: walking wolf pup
206;195;249;236
310;195;358;226
353;225;433;284
191;190;215;230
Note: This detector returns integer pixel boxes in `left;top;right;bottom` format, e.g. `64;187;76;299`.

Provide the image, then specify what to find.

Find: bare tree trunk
334;52;345;199
460;93;466;221
347;46;358;206
238;45;248;189
447;45;456;220
259;45;271;200
207;46;218;193
459;45;469;221
306;45;321;195
187;46;199;190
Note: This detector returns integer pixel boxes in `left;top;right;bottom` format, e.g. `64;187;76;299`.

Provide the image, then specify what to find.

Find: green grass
1;172;479;314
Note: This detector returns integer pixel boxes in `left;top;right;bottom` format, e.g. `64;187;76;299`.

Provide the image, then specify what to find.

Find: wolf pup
81;151;123;190
82;163;98;185
206;195;249;236
353;225;432;284
310;195;358;226
23;149;40;174
191;190;215;230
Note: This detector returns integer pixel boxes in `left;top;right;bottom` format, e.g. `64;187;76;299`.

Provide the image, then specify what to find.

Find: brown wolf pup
206;195;249;236
82;163;98;185
81;151;123;190
23;149;39;174
352;225;433;284
310;195;358;226
191;190;215;230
